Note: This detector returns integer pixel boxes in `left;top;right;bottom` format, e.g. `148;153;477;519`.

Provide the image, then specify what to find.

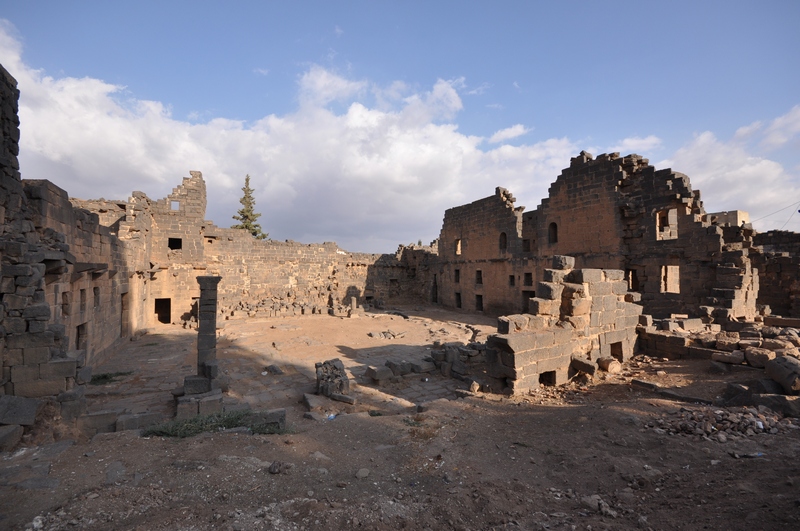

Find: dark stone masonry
2;61;800;413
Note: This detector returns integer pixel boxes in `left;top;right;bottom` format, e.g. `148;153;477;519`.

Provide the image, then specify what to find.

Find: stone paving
88;311;483;421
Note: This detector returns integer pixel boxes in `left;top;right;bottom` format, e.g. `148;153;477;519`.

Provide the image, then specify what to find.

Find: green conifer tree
231;175;268;239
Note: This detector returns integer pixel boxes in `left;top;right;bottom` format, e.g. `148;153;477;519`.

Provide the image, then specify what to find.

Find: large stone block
570;269;603;283
77;409;124;434
6;332;54;349
0;394;41;425
552;255;575;270
39;360;77;379
184;375;211;395
11;364;38;383
536;282;564;301
13;378;66;397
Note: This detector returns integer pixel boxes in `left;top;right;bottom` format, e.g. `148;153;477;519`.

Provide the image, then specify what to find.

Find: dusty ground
2;307;800;530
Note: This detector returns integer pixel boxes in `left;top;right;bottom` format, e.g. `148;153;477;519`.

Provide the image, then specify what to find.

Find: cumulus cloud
607;135;662;156
0;23;578;252
663;115;800;232
489;124;531;144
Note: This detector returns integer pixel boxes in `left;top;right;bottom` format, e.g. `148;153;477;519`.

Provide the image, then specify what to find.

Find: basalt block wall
434;152;760;322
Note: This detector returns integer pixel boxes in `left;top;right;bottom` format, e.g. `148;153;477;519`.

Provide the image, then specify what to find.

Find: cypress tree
231;175;268;239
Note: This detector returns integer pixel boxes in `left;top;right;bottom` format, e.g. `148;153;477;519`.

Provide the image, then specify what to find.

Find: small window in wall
170;200;180;210
207;239;214;244
93;287;100;308
625;269;640;292
656;208;678;240
661;265;680;293
475;270;483;285
475;294;484;312
455;239;462;255
75;323;88;350
539;371;556;386
548;222;558;244
509;275;515;287
454;269;460;283
155;298;172;324
168;238;183;250
389;278;399;287
62;291;71;316
499;232;507;251
80;289;87;313
524;272;533;286
522;239;531;252
455;292;462;308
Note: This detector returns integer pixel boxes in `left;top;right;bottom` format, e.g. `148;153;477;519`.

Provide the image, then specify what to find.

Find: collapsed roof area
2;64;800;410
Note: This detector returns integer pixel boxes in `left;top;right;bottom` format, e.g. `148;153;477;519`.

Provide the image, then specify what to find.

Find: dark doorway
155;298;171;324
432;274;438;303
75;323;88;351
522;290;535;312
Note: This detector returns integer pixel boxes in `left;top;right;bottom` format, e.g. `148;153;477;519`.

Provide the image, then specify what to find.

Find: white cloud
761;104;800;150
607;135;662;155
0;24;579;252
489;124;531;144
297;65;366;107
253;67;270;76
335;25;344;37
466;82;490;96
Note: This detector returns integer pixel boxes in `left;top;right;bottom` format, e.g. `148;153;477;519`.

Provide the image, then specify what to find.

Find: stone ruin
485;255;641;394
3;60;800;446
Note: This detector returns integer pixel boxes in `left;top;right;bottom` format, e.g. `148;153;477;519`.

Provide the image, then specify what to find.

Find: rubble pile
314;359;354;404
643;405;797;441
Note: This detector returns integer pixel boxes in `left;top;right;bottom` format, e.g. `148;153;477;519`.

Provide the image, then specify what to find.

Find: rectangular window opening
509;275;515;287
476;270;483;285
661;265;680;293
475;294;484;312
93;286;100;308
539;371;556;387
522;239;531;253
454;269;460;283
75;323;87;350
168;238;183;250
170;200;180;210
80;289;87;313
656;208;678;240
524;272;533;286
625;269;640;292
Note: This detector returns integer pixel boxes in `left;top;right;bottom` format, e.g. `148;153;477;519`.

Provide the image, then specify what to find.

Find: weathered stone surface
712;350;745;364
0;424;24;451
0;395;41;426
745;347;777;368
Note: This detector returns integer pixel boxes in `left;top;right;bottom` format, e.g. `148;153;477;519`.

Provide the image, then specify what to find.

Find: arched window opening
455;239;462;255
499;232;507;251
548;222;558;244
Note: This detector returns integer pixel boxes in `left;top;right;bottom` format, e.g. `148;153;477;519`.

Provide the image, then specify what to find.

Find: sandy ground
2;307;800;530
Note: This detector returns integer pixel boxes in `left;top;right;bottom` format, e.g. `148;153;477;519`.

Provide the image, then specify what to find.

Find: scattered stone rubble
643;405;797;441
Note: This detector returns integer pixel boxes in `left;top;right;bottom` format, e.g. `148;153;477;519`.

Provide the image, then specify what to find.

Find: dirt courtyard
2;307;800;530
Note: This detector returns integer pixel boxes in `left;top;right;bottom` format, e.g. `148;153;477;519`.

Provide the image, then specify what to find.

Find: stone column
197;276;222;379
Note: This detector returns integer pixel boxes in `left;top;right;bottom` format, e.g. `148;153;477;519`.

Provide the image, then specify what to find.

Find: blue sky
1;1;799;252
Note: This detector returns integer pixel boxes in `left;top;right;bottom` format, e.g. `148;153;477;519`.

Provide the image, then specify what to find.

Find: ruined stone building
3;61;800;402
433;151;759;322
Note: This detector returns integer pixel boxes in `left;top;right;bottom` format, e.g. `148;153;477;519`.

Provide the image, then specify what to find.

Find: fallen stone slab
712;350;745;364
0;395;41;426
303;393;330;412
745;347;776;368
570;356;596;376
329;393;356;405
765;356;800;395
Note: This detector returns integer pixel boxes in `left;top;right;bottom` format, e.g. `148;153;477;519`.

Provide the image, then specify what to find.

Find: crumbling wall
432;152;759;322
750;231;800;317
437;187;533;315
0;65;84;403
485;256;641;394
